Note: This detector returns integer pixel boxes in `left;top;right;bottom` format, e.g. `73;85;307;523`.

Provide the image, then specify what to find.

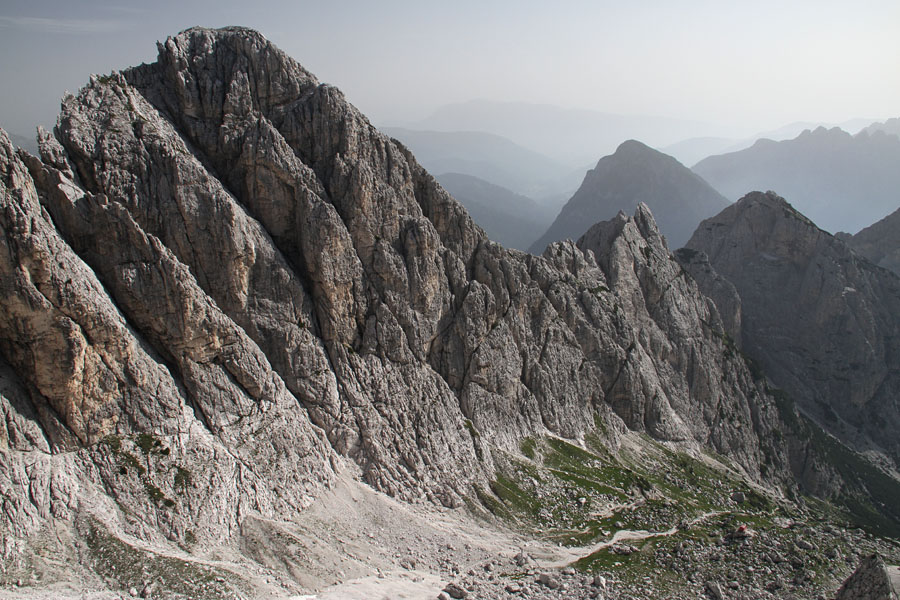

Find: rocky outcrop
529;140;728;253
838;207;900;276
835;554;898;600
576;205;778;469
1;121;337;555
685;191;900;467
675;247;743;346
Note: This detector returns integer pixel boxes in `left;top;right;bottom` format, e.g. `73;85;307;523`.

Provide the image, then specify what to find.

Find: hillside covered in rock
529;140;728;254
838;206;900;277
684;191;900;474
1;26;898;600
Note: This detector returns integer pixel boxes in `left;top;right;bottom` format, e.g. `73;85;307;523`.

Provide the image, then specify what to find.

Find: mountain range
530;140;728;253
434;172;556;251
660;118;874;167
404;99;714;166
862;117;900;138
0;26;898;600
693;125;900;234
381;126;580;197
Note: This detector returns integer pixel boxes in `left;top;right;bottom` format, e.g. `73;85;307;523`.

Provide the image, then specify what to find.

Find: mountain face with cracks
0;26;893;598
685;191;900;470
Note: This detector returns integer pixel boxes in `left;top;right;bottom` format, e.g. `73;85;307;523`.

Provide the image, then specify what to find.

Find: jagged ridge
1;25;892;597
685;191;900;468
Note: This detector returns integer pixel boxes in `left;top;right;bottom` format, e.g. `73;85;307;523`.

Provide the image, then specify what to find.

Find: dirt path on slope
541;510;725;568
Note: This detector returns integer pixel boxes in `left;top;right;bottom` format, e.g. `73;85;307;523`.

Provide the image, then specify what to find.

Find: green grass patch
475;485;512;519
491;473;540;516
81;517;232;598
520;436;537;460
773;387;900;537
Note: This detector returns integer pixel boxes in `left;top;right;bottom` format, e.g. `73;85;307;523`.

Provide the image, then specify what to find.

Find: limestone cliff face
577;205;776;470
685;191;900;467
0;26;796;569
675;246;743;346
838;207;900;277
0;124;338;554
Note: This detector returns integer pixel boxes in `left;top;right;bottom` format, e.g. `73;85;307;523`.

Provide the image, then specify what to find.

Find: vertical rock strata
0;124;336;554
577;205;778;470
0;26;799;563
685;191;900;466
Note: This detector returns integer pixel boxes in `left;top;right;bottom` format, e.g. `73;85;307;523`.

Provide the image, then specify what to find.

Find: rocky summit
0;27;898;599
529;139;728;254
684;191;900;473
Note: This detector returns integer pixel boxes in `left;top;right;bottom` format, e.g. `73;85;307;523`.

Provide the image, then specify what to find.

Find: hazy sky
1;0;898;140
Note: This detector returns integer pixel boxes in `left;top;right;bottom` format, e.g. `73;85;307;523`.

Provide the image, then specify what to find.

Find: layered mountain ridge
1;26;897;599
530;140;728;254
434;172;554;251
693;125;900;234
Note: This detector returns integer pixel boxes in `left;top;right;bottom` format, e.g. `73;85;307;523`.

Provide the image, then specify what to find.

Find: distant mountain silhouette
861;117;900;139
660;137;739;167
411;100;713;166
382;127;573;196
663;119;874;167
435;173;554;251
529;140;728;254
693;126;900;234
7;131;39;155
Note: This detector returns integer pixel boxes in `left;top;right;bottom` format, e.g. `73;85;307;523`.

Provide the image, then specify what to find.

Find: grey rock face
577;204;777;471
675;246;743;346
839;206;900;277
685;191;900;467
0;26;824;590
1;121;337;554
530;139;728;254
835;554;898;600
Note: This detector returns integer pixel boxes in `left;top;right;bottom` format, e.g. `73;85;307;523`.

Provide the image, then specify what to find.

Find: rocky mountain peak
613;138;663;158
529;138;727;253
686;190;900;467
575;203;773;468
1;24;784;523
